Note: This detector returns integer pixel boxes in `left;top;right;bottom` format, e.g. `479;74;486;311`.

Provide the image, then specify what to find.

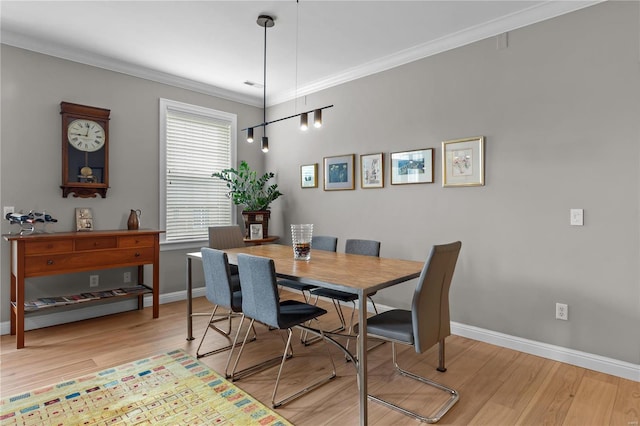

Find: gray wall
1;1;638;366
0;45;265;315
265;1;640;364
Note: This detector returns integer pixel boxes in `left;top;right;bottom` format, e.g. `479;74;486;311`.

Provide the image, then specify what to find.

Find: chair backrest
312;236;338;252
200;247;240;311
237;253;280;328
208;225;246;249
411;241;462;353
345;239;381;257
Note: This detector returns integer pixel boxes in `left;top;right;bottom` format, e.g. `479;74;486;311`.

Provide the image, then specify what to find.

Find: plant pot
242;210;270;239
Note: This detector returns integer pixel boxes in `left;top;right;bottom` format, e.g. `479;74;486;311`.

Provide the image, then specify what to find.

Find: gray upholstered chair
278;235;338;301
208;225;246;276
228;253;336;408
310;239;381;338
196;248;255;359
356;241;462;423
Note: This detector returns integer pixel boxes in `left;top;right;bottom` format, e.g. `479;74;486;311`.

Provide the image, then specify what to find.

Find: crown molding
2;1;602;108
269;0;604;105
1;30;264;108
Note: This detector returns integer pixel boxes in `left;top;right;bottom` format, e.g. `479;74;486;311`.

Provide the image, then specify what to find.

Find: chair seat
278;279;317;292
230;290;243;312
230;274;241;293
278;300;327;329
356;309;414;345
310;288;358;302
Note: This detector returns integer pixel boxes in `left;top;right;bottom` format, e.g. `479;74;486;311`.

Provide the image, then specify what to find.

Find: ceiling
1;1;601;107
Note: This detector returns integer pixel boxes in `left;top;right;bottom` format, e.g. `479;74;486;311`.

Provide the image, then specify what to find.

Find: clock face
67;119;106;152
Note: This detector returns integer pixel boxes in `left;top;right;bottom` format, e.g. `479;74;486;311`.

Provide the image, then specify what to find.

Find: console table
4;229;162;349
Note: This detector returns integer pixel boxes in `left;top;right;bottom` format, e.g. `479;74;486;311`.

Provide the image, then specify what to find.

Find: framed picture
442;136;485;187
390;148;434;185
75;207;94;231
360;153;384;189
300;163;318;188
323;154;355;191
249;223;263;240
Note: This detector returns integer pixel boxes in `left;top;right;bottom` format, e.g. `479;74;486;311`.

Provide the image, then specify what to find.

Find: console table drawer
25;247;155;276
24;240;74;255
119;235;155;248
75;237;118;251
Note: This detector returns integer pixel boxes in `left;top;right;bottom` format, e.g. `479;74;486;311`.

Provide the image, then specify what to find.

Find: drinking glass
291;224;313;260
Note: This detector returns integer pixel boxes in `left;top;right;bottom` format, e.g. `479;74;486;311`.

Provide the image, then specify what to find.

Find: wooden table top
222;244;424;296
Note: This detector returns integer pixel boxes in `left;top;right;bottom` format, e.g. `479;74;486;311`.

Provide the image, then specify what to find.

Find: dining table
185;243;424;425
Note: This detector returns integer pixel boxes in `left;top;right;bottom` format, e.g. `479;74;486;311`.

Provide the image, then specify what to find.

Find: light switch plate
570;209;584;226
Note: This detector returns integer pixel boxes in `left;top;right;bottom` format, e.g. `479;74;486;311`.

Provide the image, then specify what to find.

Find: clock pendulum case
60;102;110;198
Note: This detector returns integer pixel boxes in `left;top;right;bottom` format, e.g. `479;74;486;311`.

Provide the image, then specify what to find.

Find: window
159;98;236;247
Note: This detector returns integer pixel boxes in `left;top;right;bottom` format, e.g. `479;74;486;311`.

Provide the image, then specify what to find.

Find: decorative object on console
361;153;384;189
249;223;263;240
127;209;141;230
75;207;94;231
442;136;485;187
324;154;355;191
241;12;333;152
391;148;434;185
5;210;58;235
60;102;110;198
212;160;282;238
300;163;318;188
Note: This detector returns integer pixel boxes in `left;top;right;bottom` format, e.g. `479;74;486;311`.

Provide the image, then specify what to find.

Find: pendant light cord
263;19;267;135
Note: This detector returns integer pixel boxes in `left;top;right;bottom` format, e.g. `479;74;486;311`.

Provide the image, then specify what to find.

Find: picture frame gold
300;163;318;188
390;148;434;185
360;153;384;189
442;136;485;187
75;207;94;231
323;154;355;191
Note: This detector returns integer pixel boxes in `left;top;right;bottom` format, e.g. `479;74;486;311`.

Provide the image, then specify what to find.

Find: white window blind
160;99;236;246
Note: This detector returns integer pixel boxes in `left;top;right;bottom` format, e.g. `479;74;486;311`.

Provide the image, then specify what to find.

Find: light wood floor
1;295;638;425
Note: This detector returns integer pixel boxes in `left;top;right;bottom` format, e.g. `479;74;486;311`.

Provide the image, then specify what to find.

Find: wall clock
60;102;110;198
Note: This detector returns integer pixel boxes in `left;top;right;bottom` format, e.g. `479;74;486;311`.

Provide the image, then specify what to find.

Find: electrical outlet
3;206;15;217
89;275;99;288
555;303;568;320
123;272;132;283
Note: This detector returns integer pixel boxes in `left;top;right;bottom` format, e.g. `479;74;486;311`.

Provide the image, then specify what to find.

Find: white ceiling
1;1;601;107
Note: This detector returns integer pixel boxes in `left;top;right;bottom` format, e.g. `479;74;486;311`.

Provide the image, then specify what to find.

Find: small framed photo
390;148;434;185
75;208;94;231
300;163;318;188
360;153;384;189
442;136;485;187
249;223;263;240
324;154;355;191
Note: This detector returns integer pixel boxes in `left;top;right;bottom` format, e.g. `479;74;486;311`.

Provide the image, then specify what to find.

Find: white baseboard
369;301;639;383
2;288;638;383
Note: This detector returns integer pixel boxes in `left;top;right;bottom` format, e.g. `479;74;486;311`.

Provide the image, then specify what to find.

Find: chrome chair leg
196;305;247;358
302;295;348;345
272;327;337;408
225;316;290;381
368;342;459;423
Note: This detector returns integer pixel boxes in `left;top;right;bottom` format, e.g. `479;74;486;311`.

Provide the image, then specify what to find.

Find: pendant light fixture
242;12;333;152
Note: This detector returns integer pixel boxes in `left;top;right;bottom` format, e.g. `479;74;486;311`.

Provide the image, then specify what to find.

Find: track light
314;109;322;128
300;112;308;131
241;13;333;152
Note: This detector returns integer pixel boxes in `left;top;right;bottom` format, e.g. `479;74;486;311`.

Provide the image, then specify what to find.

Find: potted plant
212;160;283;239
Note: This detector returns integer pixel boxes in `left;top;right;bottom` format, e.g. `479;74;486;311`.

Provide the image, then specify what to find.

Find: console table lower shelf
4;229;163;349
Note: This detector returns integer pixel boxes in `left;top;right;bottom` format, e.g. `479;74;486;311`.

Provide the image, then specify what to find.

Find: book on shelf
23;285;151;311
119;285;150;294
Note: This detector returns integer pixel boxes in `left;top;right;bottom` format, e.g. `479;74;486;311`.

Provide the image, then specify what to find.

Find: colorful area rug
0;349;292;425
